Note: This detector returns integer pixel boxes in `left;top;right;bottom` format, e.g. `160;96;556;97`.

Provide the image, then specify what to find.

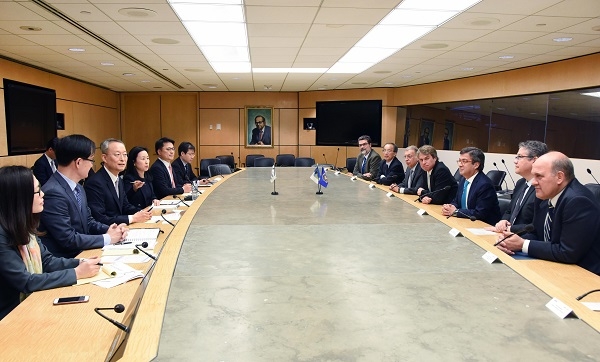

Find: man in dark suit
32;137;58;186
442;147;501;225
348;135;382;181
39;134;126;258
390;145;425;195
491;140;548;232
150;137;192;199
85;138;152;225
496;152;600;275
249;115;272;145
416;145;457;205
377;142;404;186
172;142;209;186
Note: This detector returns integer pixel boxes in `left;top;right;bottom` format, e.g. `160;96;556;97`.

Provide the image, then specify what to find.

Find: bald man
496;152;600;275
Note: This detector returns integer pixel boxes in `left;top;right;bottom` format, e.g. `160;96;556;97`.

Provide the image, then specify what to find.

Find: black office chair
453;169;463;182
253;157;275;167
276;154;295;167
498;197;511;217
245;154;264;168
585;183;600;204
295;157;315;167
216;155;235;171
208;164;233;178
199;158;221;178
486;170;506;191
346;157;357;172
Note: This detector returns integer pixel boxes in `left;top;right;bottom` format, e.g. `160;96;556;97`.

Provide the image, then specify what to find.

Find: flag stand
270;165;278;195
271;179;278;195
316;183;323;195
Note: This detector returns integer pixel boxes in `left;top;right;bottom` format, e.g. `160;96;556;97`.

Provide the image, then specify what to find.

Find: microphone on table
160;209;176;227
447;208;476;221
94;304;130;332
135;241;157;260
414;185;451;202
587;168;600;185
172;194;190;207
501;159;516;188
333;147;340;171
493;224;534;246
322;153;329;166
231;152;237;169
493;162;509;191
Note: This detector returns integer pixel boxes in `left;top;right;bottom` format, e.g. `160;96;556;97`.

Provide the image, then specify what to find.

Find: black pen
97;262;103;266
493;233;514;247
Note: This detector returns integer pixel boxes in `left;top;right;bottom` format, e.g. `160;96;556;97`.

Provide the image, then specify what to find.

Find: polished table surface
156;168;600;361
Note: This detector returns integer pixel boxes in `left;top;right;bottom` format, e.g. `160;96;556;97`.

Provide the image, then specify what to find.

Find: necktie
461;180;470;209
407;168;413;188
544;202;554;242
50;159;57;173
361;157;366;174
114;179;119;197
383;163;388;176
427;172;431;191
168;165;176;188
73;186;82;211
259;130;263;141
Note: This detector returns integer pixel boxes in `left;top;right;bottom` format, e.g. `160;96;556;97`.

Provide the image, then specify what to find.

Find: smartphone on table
53;296;89;305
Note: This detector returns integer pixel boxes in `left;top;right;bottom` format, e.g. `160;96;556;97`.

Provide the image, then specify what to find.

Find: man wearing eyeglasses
85;138;152;225
39;134;127;258
349;135;381;181
489;140;548;232
376;143;404;186
442;147;501;225
150;137;193;199
250;115;271;145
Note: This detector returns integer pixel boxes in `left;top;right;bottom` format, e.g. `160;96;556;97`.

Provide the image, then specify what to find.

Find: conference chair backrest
208;164;233;177
253;157;275;167
486;170;506;191
276;154;295;167
199;158;221;178
346;157;357;172
585;183;600;204
295;157;315;167
245;154;264;167
216;155;235;170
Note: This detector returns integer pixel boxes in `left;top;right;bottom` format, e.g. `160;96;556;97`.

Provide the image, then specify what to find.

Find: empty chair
199;158;221;178
208;164;233;178
346;157;357;173
253;157;275;167
585;183;600;204
486;170;506;191
295;157;315;167
498;197;511;217
216;155;235;170
453;169;463;182
276;154;295;167
245;154;264;168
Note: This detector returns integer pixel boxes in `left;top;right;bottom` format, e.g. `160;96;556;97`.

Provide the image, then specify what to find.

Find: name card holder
368;183;375;189
449;228;462;237
386;192;395;198
546;297;575;319
482;251;500;264
417;209;428;216
351;176;357;181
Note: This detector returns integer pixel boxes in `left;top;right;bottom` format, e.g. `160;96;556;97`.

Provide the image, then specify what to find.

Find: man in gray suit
39;134;126;258
348;134;382;181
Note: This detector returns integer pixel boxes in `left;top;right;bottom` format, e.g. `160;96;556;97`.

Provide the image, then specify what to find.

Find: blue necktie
461;180;470;209
361;157;366;174
73;186;82;211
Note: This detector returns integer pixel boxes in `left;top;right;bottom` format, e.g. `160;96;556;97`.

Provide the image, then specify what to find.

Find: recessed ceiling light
553;37;573;42
402;75;413;78
122;73;135;76
465;17;500;27
593;25;600;32
118;7;157;18
184;68;204;72
317;87;327;90
384;82;394;85
153;86;162;89
141;80;151;83
374;70;392;74
20;26;42;31
80;11;91;15
499;55;514;59
461;67;474;71
68;48;85;52
100;62;114;66
151;38;180;45
351;82;368;85
536;23;546;27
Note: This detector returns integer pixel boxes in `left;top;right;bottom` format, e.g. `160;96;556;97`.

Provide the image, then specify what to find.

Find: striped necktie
544;202;554;242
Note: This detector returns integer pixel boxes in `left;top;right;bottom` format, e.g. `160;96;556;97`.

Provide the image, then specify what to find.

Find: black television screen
315;100;382;147
4;79;57;155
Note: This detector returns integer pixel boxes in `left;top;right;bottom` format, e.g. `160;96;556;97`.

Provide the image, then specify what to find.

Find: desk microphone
160;209;176;227
501;159;516;188
493;162;509;191
415;185;451;202
322;153;329;167
447;209;476;221
587;168;600;184
333;147;340;171
135;241;157;260
172;195;190;207
94;304;130;332
493;224;534;246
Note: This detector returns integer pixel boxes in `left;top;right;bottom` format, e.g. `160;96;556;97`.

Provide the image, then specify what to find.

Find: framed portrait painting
245;106;274;148
418;119;434;147
443;121;455;150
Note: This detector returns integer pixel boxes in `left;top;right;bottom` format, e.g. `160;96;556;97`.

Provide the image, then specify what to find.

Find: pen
147;206;153;211
97;262;103;266
493;233;514;246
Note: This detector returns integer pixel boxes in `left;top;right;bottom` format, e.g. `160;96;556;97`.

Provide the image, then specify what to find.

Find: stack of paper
76;262;144;287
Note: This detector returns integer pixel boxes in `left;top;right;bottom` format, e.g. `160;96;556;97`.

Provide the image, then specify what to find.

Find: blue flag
319;166;328;188
310;164;320;184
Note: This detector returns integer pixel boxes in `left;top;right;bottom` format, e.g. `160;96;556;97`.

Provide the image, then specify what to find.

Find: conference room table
2;167;600;361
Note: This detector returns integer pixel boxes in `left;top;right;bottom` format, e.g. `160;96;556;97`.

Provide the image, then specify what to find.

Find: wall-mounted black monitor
315;100;382;147
3;79;57;155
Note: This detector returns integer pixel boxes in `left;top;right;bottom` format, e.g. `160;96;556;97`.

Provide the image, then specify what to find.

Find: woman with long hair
0;166;100;320
123;146;160;208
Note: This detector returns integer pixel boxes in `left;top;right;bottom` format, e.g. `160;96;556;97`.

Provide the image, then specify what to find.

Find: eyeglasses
33;189;42;196
164;147;175;152
358;143;369;147
109;153;128;159
81;158;95;164
456;159;474;164
514;155;533;160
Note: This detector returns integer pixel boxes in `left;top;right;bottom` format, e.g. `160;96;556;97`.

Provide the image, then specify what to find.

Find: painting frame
443;121;455;150
418;119;434;147
245;106;274;148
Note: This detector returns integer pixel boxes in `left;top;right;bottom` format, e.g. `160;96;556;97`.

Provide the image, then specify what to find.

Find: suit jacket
501;177;536;228
123;172;157;209
377;157;405;186
39;172;109;258
398;163;426;195
250;125;272;145
420;161;458;205
32;154;54;186
451;171;501;225
172;157;198;185
84;167;140;225
0;228;78;320
352;150;382;181
149;159;185;200
523;179;600;275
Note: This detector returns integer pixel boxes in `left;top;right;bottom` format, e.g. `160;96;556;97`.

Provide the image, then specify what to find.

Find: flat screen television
3;79;57;155
315;100;382;147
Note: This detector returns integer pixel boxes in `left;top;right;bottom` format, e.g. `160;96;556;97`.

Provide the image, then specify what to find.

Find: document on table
466;228;497;236
101;254;151;264
76;262;144;286
145;211;181;224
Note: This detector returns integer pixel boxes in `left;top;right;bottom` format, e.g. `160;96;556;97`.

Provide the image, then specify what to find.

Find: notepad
76;262;143;286
124;228;160;244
